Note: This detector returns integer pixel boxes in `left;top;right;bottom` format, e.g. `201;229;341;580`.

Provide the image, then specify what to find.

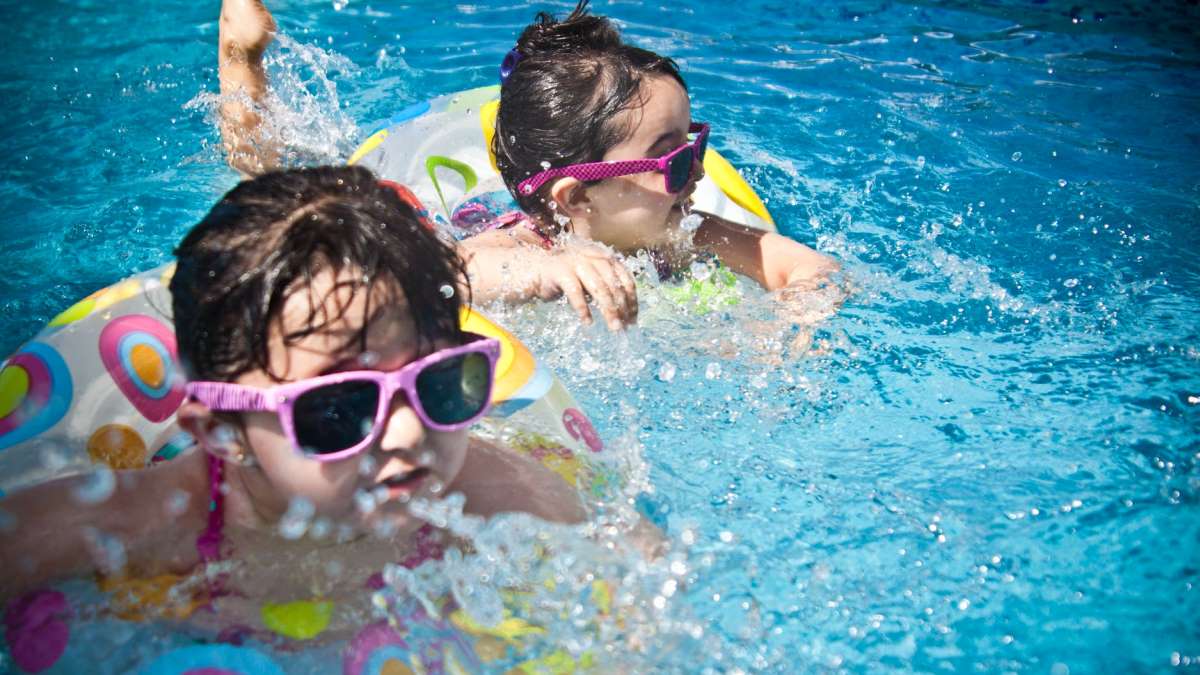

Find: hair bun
516;0;620;56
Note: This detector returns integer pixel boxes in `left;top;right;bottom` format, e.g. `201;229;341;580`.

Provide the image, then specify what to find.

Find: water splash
186;35;359;167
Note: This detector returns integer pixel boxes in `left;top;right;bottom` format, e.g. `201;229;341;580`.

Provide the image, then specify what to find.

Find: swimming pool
1;0;1198;671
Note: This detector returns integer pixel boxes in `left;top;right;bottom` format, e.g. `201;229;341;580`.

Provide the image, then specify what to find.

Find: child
216;0;640;331
0;166;584;624
469;0;840;294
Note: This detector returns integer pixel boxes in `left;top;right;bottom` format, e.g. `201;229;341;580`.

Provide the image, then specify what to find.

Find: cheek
430;430;469;475
596;178;674;218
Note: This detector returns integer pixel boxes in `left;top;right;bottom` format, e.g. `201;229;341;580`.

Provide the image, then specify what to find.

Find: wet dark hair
171;165;466;382
493;0;686;227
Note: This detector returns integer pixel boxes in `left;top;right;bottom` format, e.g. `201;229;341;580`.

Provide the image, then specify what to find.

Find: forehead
613;76;691;151
250;266;415;383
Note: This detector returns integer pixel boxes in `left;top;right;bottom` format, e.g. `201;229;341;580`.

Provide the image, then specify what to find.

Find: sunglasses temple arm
186;383;274;412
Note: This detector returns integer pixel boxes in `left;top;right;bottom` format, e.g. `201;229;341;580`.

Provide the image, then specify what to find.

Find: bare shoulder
452;438;586;524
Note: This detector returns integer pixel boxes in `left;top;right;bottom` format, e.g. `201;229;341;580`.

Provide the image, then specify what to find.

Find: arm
217;0;279;176
0;453;208;601
459;229;639;331
454;438;587;525
692;212;839;291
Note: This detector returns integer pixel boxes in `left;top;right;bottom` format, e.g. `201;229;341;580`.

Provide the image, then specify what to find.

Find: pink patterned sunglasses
185;334;500;462
517;123;710;197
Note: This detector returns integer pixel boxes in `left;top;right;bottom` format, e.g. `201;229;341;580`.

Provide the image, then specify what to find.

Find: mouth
375;467;431;501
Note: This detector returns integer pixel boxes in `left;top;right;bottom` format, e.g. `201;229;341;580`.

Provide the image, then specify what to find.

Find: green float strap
426;155;478;220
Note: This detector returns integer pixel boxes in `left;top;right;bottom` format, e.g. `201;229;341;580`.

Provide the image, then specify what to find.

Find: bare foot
217;0;279;175
220;0;276;63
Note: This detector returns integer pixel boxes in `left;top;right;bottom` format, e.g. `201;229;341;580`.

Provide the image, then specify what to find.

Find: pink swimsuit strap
196;453;225;564
195;454;444;577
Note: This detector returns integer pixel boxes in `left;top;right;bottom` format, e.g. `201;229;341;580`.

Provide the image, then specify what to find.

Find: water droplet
83;526;127;574
165;489;191;516
358;454;378;477
689;260;713;282
679;213;703;232
74;466;116;504
279;497;315;539
439;284;455;299
1062;278;1079;288
657;362;677;382
540;161;551;170
358;351;380;367
310;517;332;539
1011;151;1022;161
580;355;601;373
352;487;376;514
705;363;722;380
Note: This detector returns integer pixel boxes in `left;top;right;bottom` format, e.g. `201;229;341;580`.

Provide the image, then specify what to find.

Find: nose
376;390;427;454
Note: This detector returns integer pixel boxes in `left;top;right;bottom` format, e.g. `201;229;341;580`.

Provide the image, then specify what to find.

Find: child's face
573;75;700;252
231;267;469;535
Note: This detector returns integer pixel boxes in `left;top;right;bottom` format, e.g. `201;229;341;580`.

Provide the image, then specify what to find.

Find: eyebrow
316;303;395;375
646;129;684;155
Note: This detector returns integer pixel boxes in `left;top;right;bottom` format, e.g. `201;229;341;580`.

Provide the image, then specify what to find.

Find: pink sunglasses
185;334;500;462
517;123;710;196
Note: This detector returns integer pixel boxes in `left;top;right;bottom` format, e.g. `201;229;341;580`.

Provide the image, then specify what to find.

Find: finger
558;274;593;325
612;262;639;324
577;264;623;331
594;261;634;326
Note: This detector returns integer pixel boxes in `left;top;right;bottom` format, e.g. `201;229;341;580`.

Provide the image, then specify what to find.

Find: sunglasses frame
516;123;710;197
185;333;501;462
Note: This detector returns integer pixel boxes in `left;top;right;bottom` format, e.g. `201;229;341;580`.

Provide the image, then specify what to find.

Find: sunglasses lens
667;150;694;193
293;380;380;455
415;351;492;426
696;130;708;162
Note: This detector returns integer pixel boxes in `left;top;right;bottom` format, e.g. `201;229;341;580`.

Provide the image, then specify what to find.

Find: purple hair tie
499;48;524;83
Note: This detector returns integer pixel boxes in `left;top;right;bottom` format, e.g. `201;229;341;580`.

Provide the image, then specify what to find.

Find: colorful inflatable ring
349;85;776;233
137;644;285;675
0;262;618;672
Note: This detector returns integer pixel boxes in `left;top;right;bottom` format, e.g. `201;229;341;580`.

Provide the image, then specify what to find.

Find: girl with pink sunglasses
0;167;585;624
465;1;840;304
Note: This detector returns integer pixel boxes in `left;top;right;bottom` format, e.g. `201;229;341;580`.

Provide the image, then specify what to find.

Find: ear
177;401;249;463
547;177;592;221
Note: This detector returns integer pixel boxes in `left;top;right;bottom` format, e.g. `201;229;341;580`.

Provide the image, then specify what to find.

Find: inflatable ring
349;85;776;233
137;644;285;675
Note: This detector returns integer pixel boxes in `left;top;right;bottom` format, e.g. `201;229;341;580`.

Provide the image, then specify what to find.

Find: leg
218;0;278;176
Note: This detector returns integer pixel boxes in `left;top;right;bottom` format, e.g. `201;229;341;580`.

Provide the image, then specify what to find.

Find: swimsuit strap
196;453;225;564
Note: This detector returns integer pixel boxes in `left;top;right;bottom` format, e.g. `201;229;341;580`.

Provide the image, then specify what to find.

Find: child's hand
534;242;638;331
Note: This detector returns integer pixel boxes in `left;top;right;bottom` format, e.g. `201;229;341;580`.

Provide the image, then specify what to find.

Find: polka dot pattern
98;315;185;423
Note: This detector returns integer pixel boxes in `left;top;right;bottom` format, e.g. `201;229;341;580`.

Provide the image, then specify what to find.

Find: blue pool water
2;0;1199;672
